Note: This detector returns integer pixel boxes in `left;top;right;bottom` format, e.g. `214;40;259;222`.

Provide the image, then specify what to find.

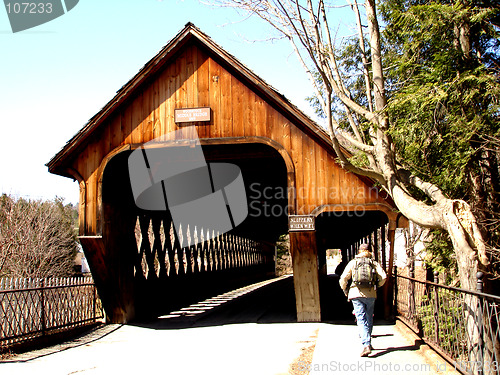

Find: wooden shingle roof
47;23;333;176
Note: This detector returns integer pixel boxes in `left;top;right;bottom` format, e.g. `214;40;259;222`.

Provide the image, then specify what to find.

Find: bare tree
403;223;425;272
0;195;77;278
206;0;489;291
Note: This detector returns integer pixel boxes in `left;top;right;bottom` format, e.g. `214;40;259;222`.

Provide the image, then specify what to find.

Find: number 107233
5;2;53;14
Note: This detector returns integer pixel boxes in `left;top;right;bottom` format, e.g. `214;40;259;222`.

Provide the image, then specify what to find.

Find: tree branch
397;168;448;203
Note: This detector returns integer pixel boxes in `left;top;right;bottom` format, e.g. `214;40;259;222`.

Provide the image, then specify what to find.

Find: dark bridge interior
101;143;391;322
202;143;289;243
316;211;390;320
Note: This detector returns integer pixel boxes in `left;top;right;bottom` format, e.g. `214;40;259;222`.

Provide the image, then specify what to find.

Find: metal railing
395;273;500;375
0;277;104;350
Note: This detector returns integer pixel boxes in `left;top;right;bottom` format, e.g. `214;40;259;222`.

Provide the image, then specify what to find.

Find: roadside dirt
288;328;319;375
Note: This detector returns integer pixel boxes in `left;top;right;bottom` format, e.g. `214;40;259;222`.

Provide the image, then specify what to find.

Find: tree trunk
205;1;495;367
389;184;486;289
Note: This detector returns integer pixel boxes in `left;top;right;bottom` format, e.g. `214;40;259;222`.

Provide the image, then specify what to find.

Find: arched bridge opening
99;142;290;322
315;210;392;320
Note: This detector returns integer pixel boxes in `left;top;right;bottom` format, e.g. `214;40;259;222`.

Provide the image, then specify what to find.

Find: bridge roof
46;23;336;176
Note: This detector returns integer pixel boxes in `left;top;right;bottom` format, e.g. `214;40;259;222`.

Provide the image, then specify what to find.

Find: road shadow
372;333;394;338
131;275;298;330
131;275;388;329
368;339;424;358
131;274;396;332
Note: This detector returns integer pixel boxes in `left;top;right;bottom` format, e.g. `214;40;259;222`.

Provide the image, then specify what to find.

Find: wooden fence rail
0;276;104;350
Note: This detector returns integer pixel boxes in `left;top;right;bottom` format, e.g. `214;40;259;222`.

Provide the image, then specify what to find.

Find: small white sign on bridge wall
288;215;315;231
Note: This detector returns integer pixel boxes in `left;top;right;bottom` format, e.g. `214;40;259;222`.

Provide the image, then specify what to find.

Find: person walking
339;243;387;357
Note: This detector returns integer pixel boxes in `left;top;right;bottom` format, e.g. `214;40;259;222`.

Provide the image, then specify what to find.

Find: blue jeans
352;297;376;347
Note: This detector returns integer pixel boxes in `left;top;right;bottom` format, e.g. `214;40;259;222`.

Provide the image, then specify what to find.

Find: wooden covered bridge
47;24;406;323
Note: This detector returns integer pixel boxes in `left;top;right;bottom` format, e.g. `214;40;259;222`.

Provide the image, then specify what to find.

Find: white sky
0;0;353;205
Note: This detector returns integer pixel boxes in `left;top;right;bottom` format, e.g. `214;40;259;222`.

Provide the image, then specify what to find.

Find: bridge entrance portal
47;24;406;323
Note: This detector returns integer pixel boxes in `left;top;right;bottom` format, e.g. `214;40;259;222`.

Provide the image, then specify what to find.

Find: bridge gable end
48;23;393;236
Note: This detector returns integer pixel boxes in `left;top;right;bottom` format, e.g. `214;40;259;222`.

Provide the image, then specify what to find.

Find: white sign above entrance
174;107;211;123
289;215;315;231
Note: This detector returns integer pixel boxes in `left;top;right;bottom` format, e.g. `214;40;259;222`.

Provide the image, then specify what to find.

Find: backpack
352;257;377;287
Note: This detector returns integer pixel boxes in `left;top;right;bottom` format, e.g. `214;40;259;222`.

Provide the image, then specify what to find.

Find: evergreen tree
380;0;500;282
209;0;497;292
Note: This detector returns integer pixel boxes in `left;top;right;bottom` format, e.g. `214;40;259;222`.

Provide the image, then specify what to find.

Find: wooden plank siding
47;25;402;323
65;42;390;236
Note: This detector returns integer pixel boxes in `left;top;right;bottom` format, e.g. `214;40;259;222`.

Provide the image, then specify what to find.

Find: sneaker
360;346;371;357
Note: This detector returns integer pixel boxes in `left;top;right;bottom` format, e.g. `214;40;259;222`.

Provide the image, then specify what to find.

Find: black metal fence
0;277;104;351
395;273;500;375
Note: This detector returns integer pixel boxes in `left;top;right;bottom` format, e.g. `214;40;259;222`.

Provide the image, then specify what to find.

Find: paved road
1;275;458;375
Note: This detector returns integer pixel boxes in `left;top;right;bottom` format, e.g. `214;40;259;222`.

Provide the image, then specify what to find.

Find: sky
0;0;351;205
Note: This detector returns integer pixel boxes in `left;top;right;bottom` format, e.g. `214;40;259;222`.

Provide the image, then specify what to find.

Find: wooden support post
381;225;386;270
290;231;321;322
383;223;396;319
79;235;136;323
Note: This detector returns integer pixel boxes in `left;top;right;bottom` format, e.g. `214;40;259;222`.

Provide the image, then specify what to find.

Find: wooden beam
381;224;387;271
79;236;135;323
64;167;86;236
290;231;321;322
383;226;396;319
